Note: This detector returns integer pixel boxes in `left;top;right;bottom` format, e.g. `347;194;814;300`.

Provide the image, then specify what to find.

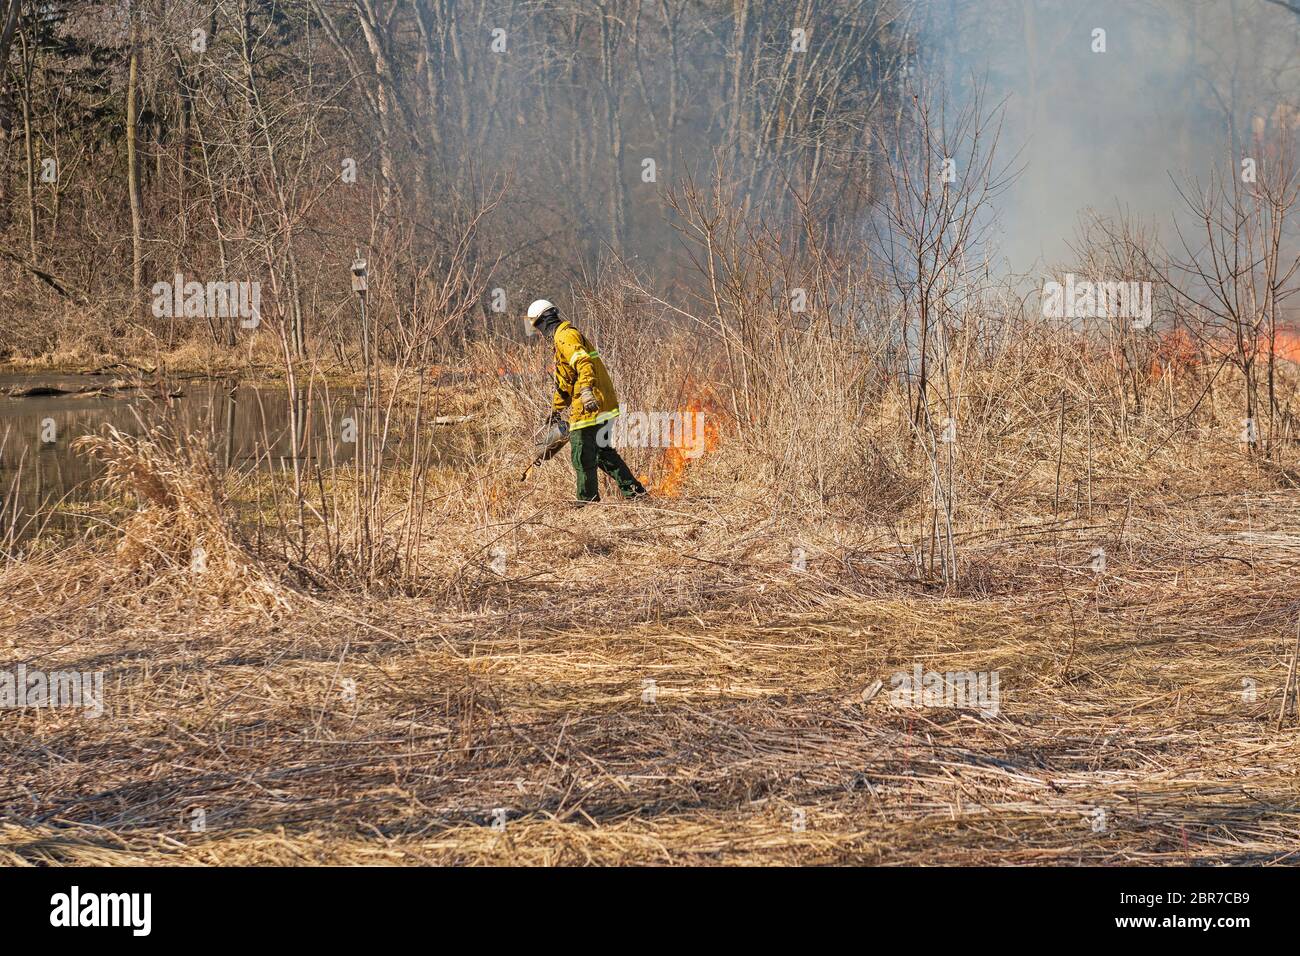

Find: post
351;254;373;565
352;253;370;406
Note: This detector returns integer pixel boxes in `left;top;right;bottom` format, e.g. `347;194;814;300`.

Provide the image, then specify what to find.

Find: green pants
569;421;646;502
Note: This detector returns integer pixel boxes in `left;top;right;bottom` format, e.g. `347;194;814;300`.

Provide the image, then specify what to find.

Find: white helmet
527;299;557;323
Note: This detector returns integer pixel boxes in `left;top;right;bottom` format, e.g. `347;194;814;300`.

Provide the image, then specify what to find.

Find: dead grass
2;341;1299;865
2;453;1299;863
69;425;291;614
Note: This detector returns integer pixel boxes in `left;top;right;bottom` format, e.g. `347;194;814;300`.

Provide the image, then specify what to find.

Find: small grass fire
629;393;722;497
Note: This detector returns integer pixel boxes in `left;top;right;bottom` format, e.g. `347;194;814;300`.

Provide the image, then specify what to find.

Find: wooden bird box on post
351;258;368;293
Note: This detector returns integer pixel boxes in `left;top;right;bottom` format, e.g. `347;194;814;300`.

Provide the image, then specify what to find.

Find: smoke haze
918;0;1300;273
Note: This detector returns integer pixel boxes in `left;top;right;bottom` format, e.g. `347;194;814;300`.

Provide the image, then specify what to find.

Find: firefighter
526;299;647;503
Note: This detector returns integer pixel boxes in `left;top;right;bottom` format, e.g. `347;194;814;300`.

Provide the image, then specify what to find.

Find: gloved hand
548;409;564;426
580;388;599;413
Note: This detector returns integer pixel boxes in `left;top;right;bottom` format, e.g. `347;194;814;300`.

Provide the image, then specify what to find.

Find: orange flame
1271;329;1300;363
1149;327;1300;378
639;392;722;497
1149;328;1200;379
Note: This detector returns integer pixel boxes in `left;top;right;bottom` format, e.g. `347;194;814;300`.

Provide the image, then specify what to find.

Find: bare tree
1168;132;1300;454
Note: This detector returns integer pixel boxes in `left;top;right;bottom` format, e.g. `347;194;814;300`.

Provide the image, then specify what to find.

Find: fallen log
2;382;181;399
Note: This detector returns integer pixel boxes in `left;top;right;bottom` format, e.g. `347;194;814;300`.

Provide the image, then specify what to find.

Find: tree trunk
127;23;143;301
20;51;35;260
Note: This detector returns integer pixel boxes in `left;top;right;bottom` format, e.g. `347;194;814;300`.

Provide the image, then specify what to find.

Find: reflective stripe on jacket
551;321;619;430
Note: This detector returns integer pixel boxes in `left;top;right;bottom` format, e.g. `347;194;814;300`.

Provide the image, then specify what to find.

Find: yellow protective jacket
551;321;620;430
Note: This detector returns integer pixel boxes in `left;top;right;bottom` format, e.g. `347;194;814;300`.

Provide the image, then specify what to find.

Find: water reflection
0;373;361;541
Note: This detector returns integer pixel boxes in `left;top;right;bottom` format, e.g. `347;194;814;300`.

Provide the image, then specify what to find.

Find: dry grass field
3;332;1298;867
4;0;1300;885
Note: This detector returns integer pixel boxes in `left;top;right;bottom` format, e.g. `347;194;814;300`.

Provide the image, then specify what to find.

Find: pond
0;372;364;543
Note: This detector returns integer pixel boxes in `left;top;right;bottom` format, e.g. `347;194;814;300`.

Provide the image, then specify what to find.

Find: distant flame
1149;328;1199;378
1149;327;1300;378
1271;330;1300;363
